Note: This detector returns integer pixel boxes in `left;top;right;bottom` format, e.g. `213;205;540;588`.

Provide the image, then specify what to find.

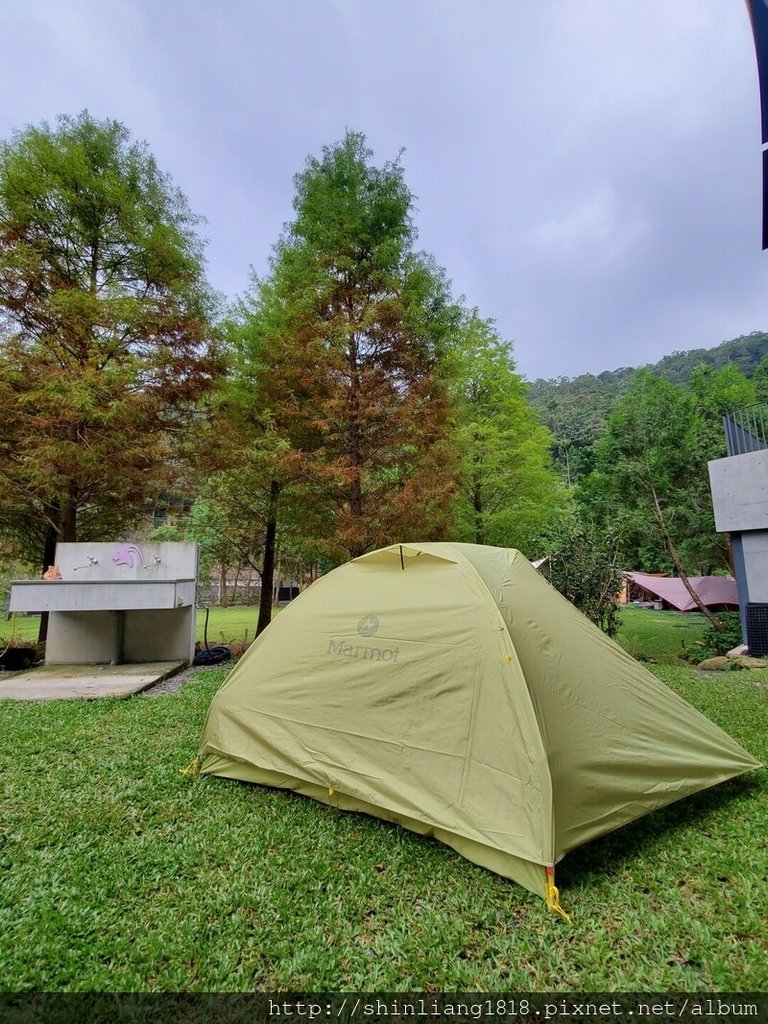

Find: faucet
73;555;99;571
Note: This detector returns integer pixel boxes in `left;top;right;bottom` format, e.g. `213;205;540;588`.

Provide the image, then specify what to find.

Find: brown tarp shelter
196;543;760;909
625;572;739;612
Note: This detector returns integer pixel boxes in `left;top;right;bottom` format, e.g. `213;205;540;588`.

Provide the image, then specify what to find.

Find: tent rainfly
194;543;761;914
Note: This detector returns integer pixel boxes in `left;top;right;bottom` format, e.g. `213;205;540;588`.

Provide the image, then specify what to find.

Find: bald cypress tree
449;310;563;554
233;132;460;567
0;112;220;569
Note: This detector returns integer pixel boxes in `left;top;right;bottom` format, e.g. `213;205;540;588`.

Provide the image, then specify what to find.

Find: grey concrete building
708;406;768;652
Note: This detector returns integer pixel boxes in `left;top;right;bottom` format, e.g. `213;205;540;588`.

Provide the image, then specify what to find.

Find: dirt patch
141;664;225;696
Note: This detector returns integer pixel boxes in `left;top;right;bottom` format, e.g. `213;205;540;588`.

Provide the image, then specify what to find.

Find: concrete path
0;661;186;701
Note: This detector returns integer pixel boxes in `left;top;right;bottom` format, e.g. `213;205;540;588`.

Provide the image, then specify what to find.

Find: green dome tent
195;543;760;911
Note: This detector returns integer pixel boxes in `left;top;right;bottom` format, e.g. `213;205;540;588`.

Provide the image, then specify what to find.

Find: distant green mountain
526;331;768;484
627;331;768;385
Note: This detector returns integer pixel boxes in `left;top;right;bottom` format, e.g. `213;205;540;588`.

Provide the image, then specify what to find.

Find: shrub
682;610;743;663
539;518;623;637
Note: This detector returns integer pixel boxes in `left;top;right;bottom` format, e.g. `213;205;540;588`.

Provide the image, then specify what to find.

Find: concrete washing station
9;541;198;667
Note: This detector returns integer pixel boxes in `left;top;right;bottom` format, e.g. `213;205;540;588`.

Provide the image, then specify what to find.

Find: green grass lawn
1;604;712;662
615;605;710;664
0;608;765;991
2;604;273;648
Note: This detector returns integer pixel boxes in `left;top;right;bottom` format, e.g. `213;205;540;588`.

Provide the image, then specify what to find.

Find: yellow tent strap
179;755;201;777
546;866;572;923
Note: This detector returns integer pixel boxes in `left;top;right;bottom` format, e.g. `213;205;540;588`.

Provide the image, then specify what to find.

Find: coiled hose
192;604;231;666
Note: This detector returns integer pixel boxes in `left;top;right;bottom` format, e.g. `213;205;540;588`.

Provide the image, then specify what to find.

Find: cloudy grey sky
0;0;765;380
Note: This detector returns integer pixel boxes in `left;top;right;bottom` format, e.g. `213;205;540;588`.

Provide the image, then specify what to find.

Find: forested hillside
527;332;768;483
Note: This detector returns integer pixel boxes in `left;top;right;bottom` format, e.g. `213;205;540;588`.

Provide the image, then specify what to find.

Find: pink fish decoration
113;544;145;568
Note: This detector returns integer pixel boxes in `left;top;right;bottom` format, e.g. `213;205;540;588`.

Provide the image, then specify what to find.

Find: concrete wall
709;449;768;647
46;608;196;664
46;611;117;664
124;609;195;662
53;541;197;581
733;531;768;604
708;449;768;532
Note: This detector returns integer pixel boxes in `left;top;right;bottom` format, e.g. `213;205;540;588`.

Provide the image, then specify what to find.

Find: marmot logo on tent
357;615;379;637
326;638;400;663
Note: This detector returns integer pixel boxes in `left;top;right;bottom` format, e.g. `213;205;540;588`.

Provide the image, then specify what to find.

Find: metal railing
724;404;768;456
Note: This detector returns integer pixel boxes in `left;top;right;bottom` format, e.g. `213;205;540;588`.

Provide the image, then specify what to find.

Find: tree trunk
37;520;59;645
472;434;484;544
256;479;281;636
648;479;725;632
218;563;227;607
472;486;484;544
347;324;364;551
723;533;735;576
60;486;77;543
